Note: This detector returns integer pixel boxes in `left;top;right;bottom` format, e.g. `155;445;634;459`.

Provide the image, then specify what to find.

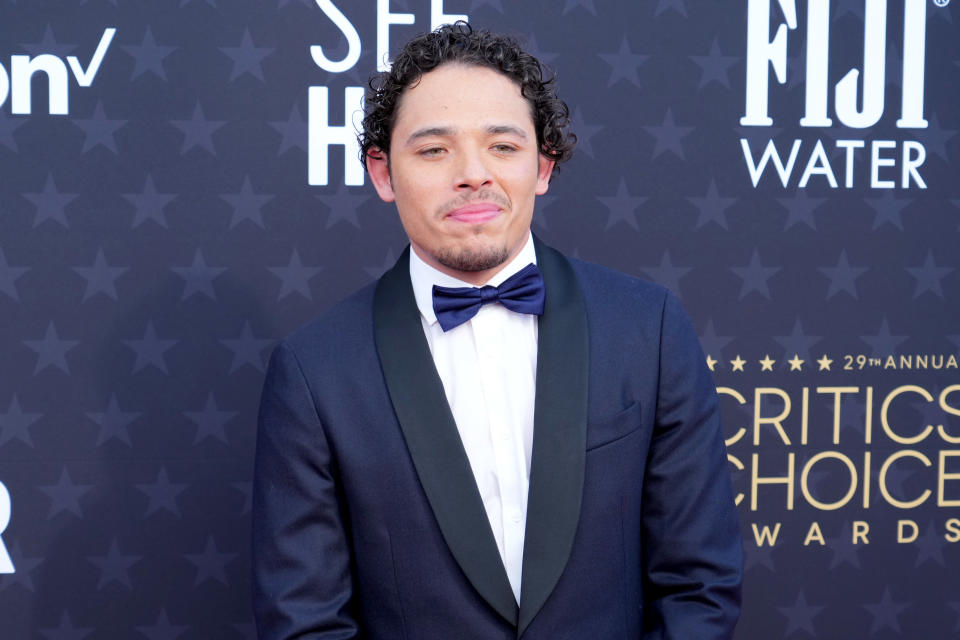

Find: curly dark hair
359;22;576;176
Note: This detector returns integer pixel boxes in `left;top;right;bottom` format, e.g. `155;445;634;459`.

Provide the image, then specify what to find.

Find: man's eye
420;147;445;157
493;144;516;153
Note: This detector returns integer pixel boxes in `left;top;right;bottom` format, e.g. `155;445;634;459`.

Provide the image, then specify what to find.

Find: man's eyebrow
404;124;529;146
485;124;528;139
405;126;455;145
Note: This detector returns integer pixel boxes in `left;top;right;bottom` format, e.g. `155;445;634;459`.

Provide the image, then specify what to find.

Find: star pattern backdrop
0;0;958;638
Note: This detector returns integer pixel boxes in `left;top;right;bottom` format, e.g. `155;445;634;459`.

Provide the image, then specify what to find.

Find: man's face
367;63;555;285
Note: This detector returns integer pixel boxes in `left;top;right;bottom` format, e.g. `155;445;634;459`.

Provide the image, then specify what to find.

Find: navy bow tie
432;263;545;332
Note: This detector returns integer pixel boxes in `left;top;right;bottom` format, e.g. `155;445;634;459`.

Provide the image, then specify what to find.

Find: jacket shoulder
278;281;378;363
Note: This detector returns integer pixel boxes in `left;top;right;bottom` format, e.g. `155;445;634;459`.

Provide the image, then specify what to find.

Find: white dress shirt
408;234;538;603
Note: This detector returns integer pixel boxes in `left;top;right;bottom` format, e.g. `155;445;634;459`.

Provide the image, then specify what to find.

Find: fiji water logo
739;0;938;190
0;28;115;116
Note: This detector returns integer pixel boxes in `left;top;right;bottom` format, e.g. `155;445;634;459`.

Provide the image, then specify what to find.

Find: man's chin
434;244;510;273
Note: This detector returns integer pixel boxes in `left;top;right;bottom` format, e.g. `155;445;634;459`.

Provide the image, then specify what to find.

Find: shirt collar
409;232;537;326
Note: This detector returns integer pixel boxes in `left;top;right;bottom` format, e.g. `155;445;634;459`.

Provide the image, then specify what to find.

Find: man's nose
455;148;493;190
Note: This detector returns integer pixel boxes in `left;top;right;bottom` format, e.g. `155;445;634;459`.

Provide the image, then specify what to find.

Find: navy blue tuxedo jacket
253;239;742;639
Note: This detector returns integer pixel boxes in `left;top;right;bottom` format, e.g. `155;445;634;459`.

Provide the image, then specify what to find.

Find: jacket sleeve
252;341;360;640
641;292;743;640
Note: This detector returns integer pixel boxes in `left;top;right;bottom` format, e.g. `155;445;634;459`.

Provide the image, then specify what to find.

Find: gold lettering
751;522;781;547
751;453;795;511
803;521;825;546
938;451;960;507
879;450;932;508
801;451;857;510
862;451;872;508
817;387;858;445
938;385;960;444
853;520;869;544
897;519;918;543
881;385;934;444
728;454;744;507
718;387;747;446
754;387;792;445
946;518;960;543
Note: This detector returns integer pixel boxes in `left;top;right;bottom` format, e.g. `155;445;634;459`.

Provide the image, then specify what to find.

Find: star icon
23;322;80;375
72;248;128;301
220;322;272;373
87;538;141;589
706;355;718;371
562;0;597;15
123;322;178;374
570;106;604;159
912;112;957;163
817;354;833;371
820;250;868;299
759;355;775;371
913;522;946;567
863;588;910;633
268;250;322;301
0;395;43;448
38;468;93;518
20;25;76;57
689;38;738;89
774;319;822;364
221;175;273;229
363;247;398;280
730;355;746;372
136;610;190;640
866;191;912;230
136;467;188;518
37;611;93;640
906;250;952;298
688;179;736;229
644;109;694;160
0;540;43;591
521;34;558;65
787;355;804;371
731;250;780;299
316;184;370;229
220;29;273;82
532;195;557;231
640;250;692;296
0;112;27;152
777;189;826;230
598;37;648;87
185;536;236;586
122;26;176;81
825;522;862;569
777;590;824;636
655;0;687;16
597;178;647;231
171;249;227;301
0;248;29;300
123;175;177;228
73;101;127;154
86;394;141;446
860;317;909;356
270;104;308;155
184;393;237;444
698;319;734;357
23;174;78;228
171;102;225;155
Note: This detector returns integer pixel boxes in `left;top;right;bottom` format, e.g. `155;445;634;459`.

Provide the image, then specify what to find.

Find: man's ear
535;155;556;195
367;149;396;203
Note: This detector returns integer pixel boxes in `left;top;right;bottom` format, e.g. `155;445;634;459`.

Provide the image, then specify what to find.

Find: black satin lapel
373;247;519;627
518;240;589;636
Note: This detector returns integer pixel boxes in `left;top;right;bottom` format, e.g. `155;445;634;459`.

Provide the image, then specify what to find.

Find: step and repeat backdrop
1;1;958;638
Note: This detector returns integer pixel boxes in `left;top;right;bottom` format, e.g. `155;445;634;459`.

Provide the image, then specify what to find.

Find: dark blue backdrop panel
0;1;958;638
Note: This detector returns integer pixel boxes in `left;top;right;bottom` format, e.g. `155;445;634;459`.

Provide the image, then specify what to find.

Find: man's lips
445;203;502;224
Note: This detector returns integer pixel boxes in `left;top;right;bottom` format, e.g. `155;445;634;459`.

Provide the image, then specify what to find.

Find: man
253;22;742;639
